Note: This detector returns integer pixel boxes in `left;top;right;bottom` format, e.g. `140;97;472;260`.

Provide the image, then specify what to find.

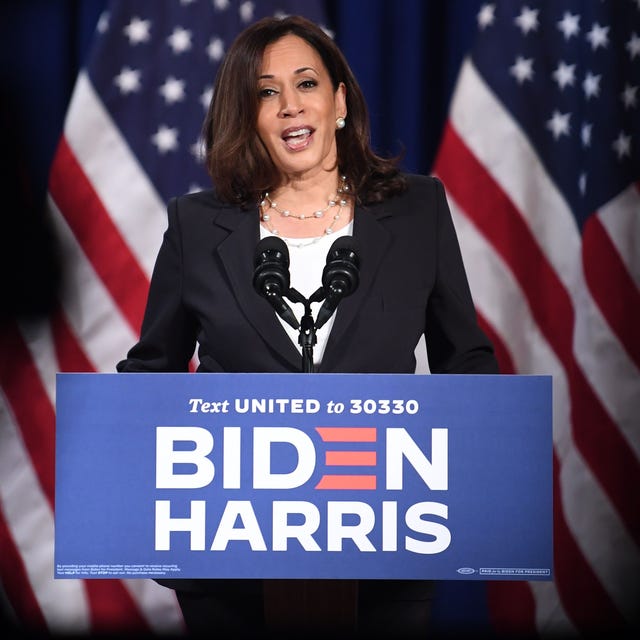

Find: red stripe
583;214;640;369
315;475;377;490
550;453;626;633
476;312;515;375
436;123;640;547
84;580;150;632
51;307;95;372
0;322;56;505
48;138;149;334
316;427;377;442
325;451;377;466
0;513;47;630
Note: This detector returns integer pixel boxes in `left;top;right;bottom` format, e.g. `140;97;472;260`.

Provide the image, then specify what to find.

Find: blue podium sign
55;373;552;581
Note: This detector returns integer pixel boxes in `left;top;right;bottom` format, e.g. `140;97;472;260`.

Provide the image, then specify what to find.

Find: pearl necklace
260;176;350;248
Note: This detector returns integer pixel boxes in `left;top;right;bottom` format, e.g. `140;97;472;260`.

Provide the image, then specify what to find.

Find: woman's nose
278;89;303;117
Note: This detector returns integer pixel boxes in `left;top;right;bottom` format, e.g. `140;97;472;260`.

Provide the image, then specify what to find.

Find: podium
55;372;552;630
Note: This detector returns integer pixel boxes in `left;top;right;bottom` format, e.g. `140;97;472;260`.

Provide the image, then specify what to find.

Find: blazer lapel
214;207;302;370
319;203;393;372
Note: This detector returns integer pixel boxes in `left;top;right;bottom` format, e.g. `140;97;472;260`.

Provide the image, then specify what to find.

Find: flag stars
114;67;142;94
626;32;640;60
612;132;632;159
214;0;231;10
123;16;151;45
477;4;496;30
167;26;192;54
578;173;587;196
510;56;534;83
557;12;580;40
581;122;592;147
552;61;576;90
582;72;601;99
621;84;638;109
514;6;539;35
547;110;571;139
586;23;609;51
207;37;225;61
97;11;110;34
239;1;255;23
159;77;186;104
200;86;213;110
151;125;179;154
190;138;206;163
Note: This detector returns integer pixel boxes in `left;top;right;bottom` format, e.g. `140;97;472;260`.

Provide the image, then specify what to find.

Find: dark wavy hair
203;15;407;207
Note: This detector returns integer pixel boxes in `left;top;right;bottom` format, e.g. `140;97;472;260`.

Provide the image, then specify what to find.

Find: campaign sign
55;373;552;581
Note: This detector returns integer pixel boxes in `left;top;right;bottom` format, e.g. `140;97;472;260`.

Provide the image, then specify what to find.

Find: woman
118;14;498;637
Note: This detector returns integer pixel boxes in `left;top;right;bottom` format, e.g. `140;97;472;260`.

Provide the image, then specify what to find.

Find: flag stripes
435;27;640;631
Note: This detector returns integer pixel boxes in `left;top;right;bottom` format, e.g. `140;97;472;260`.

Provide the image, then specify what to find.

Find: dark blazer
117;174;498;625
118;174;497;376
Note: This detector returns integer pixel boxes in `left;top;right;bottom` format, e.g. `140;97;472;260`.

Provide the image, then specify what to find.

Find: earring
336;116;346;130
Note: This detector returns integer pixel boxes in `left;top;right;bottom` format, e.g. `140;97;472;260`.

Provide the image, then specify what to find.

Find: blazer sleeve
116;198;197;372
424;178;499;374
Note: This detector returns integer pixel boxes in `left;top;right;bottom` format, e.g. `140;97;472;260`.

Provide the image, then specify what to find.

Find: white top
259;222;354;365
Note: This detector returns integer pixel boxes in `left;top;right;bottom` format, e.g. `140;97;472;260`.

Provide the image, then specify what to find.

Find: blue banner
55;373;552;581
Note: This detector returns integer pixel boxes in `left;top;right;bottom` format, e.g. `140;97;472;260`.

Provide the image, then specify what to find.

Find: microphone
253;236;299;330
315;236;360;329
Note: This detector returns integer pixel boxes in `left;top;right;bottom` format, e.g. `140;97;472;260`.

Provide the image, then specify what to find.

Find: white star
612;132;631;159
546;111;571;140
207;37;225;61
180;0;197;4
239;1;255;23
621;84;638;109
582;72;601;99
123;16;151;45
159;77;186;104
557;12;580;39
477;4;496;30
214;0;231;9
626;33;640;60
188;184;204;194
151;125;179;154
113;67;142;94
586;23;609;51
552;61;576;90
97;11;110;34
167;26;192;54
514;6;539;35
581;122;592;147
200;86;214;110
578;173;587;195
190;138;206;163
510;56;534;84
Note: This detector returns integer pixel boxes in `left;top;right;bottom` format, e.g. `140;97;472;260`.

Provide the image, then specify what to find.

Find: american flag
434;1;640;635
0;0;326;633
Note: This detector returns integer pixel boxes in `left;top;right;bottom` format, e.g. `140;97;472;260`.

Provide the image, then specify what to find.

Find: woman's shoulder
171;188;238;211
402;173;444;193
380;173;445;208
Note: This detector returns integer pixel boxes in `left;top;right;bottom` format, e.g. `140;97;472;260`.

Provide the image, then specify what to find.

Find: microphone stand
265;287;358;634
284;287;325;373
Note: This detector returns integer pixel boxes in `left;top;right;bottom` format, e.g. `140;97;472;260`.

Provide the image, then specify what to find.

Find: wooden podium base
264;579;358;632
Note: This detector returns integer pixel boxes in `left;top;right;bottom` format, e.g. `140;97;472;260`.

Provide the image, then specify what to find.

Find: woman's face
256;34;346;181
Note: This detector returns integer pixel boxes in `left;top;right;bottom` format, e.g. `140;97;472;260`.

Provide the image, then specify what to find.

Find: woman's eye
258;87;277;99
298;79;317;90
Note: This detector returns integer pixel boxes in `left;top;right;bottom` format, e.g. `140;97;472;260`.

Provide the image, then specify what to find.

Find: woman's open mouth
282;126;314;151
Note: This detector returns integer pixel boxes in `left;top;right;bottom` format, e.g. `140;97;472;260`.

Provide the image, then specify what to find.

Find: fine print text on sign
55;372;552;581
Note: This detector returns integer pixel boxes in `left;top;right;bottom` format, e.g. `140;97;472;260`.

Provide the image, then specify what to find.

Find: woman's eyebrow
259;66;319;80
